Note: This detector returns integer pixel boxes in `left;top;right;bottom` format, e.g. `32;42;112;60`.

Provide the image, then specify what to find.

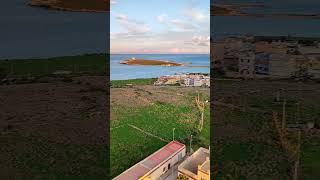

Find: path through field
128;124;169;142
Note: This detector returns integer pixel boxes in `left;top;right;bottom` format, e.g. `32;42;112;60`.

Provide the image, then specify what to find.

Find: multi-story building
216;36;320;79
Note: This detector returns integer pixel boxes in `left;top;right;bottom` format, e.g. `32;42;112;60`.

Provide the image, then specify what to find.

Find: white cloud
157;13;197;32
185;8;207;22
191;36;210;46
157;13;167;22
111;3;210;53
115;13;150;33
115;13;127;20
169;19;197;31
112;13;151;40
110;0;117;5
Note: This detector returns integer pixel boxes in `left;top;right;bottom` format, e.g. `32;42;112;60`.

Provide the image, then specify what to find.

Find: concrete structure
114;141;186;180
178;147;210;180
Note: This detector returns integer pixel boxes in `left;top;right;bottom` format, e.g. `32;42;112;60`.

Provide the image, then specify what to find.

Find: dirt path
127;124;169;143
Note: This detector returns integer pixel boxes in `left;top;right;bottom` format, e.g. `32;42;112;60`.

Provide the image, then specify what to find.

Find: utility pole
189;135;193;154
195;93;205;132
172;128;175;141
282;96;286;131
293;131;301;180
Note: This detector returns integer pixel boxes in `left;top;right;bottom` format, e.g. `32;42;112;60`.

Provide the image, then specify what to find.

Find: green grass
111;78;157;87
213;142;291;180
110;96;210;178
110;125;166;177
0;54;107;77
212;105;292;179
301;136;320;180
214;91;320;179
0;135;108;179
248;97;320;125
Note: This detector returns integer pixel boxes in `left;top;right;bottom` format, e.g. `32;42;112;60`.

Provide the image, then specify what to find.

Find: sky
110;0;210;54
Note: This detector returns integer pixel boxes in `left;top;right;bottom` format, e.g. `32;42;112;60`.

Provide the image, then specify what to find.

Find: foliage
0;54;107;76
111;78;157;87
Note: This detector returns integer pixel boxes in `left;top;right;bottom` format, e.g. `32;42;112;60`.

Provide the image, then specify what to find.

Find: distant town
212;36;320;80
154;73;210;87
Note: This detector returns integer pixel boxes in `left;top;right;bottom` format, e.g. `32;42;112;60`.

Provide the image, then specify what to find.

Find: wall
142;148;186;180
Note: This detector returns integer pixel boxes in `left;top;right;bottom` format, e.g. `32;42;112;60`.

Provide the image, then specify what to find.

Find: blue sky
110;0;210;54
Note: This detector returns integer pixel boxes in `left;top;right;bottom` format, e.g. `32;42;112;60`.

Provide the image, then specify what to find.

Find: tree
195;93;206;132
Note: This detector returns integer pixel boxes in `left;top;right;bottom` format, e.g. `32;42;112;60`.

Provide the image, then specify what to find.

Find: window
163;167;166;172
168;163;171;169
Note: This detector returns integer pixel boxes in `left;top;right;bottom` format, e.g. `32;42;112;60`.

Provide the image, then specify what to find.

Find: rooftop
199;158;210;173
178;147;210;176
114;141;185;180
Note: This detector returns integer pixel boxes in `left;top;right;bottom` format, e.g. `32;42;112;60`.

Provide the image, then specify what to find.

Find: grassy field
110;79;210;178
0;54;107;77
1;135;108;179
111;78;157;88
213;79;320;179
0;75;108;179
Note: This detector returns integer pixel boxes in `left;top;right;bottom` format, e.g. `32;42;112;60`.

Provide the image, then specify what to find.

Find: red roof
114;141;185;180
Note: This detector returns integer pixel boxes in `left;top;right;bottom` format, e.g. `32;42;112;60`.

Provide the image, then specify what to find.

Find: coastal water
111;54;210;80
212;0;320;39
0;0;107;59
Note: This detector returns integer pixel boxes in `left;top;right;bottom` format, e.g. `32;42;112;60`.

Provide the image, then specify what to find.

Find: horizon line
110;53;210;55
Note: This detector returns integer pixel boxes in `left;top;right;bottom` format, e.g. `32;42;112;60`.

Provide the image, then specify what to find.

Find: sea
0;0;107;59
110;54;210;80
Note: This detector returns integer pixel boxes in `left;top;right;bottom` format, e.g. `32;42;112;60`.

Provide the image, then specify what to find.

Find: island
119;58;184;67
27;0;109;12
211;4;320;19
